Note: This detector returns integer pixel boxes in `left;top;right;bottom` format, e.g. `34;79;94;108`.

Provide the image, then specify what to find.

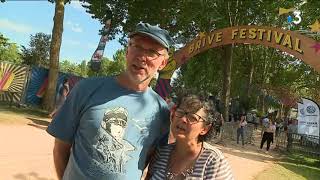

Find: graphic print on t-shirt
92;107;135;174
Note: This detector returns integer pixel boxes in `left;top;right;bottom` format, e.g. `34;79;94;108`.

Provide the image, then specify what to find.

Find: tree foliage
87;49;126;77
59;59;87;77
21;33;51;68
0;33;22;64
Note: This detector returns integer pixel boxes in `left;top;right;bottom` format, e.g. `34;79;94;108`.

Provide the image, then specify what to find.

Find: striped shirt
148;142;234;180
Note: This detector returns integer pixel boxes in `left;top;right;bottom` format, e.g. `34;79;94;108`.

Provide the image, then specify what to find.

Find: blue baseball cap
129;22;174;49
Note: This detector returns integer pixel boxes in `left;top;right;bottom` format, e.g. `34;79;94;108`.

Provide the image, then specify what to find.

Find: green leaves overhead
0;33;22;64
87;49;126;77
20;33;51;68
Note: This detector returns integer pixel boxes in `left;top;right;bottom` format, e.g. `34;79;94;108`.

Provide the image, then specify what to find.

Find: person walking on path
260;120;276;152
237;114;247;146
49;78;69;118
261;114;270;137
46;22;174;180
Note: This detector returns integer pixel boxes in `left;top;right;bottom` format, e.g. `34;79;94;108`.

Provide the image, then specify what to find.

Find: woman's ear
200;123;212;135
170;105;177;123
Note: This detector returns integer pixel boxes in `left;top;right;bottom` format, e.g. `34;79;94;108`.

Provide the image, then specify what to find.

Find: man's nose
135;51;148;63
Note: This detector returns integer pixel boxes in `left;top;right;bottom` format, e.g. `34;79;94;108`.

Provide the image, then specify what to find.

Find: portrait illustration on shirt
93;107;135;173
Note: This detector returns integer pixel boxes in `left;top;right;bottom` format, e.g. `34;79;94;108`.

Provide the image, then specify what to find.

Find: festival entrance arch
155;25;320;98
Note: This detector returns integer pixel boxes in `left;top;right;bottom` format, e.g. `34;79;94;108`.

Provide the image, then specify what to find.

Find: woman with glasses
145;93;234;180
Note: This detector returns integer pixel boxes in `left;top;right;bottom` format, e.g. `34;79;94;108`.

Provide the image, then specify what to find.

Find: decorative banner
155;55;177;99
297;98;320;137
25;66;83;106
158;57;177;80
173;25;320;72
0;62;28;103
90;19;112;72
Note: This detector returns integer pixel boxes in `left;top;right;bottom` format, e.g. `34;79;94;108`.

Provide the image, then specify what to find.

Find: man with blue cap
47;22;174;180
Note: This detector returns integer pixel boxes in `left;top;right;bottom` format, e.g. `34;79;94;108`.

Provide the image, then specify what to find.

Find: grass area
0;104;49;124
255;153;320;180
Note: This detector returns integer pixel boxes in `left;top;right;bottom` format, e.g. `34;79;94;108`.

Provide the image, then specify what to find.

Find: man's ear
158;56;168;71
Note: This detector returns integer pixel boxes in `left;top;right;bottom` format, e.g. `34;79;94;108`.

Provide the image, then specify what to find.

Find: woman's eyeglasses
174;108;207;124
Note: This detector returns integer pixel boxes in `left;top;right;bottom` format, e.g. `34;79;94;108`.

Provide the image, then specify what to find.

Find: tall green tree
59;59;88;77
59;59;78;74
76;60;88;77
21;32;51;67
0;33;22;64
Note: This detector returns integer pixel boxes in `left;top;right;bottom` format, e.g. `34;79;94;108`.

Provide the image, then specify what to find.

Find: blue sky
0;0;123;64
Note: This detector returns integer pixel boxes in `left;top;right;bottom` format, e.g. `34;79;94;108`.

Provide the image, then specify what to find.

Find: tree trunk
246;45;254;102
43;0;65;111
261;93;266;114
222;44;233;122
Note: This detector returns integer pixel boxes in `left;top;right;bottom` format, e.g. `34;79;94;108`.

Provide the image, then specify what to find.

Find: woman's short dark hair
175;90;216;142
63;78;68;84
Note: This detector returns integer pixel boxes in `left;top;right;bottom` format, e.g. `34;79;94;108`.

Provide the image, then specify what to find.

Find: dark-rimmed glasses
174;108;207;124
129;42;165;61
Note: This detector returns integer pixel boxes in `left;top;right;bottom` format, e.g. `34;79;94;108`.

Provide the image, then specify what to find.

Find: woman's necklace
166;143;203;180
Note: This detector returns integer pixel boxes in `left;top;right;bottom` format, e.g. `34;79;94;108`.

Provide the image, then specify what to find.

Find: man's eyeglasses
174;108;207;124
129;42;165;60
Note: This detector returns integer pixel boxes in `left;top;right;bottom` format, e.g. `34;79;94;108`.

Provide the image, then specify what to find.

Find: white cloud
64;39;80;46
66;20;83;33
70;1;89;11
0;18;32;33
71;25;82;33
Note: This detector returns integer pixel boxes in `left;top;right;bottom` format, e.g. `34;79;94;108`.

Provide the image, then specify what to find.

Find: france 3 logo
278;8;302;25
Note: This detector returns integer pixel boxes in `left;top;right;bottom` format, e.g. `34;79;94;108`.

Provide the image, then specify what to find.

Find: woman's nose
180;115;188;124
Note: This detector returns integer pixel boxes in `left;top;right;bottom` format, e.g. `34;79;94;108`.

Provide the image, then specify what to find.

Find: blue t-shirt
47;76;170;180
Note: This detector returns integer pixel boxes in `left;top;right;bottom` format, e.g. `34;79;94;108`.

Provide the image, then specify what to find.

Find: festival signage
297;98;320;137
155;25;320;99
173;25;320;72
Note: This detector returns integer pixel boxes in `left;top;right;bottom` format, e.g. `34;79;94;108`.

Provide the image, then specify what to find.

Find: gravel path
0;124;56;180
0;113;277;180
